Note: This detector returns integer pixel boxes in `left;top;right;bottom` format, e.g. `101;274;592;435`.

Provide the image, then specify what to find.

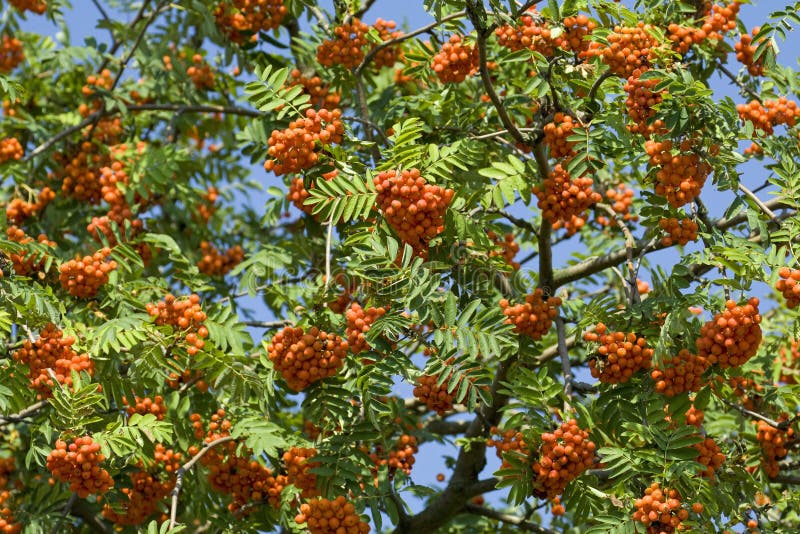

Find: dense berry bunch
267;326;348;391
499;289;561;341
531;419;596;499
316;18;370;69
371;19;403;68
778;340;800;384
624;71;666;137
645;139;711;208
584;23;657;78
187;54;215;90
283;446;319;498
123;395;166;420
146;294;209;355
6;186;55;224
59;247;117;299
651;350;709;397
209;455;286;512
559;14;597;54
487;427;529;468
666;24;706;54
0;457;21;534
47;436;113;498
755;417;795;478
365;435;418;479
56;141;108;203
702;2;740;40
5;226;54;277
776;267;800;308
0;35;24;73
197;241;244;276
534;164;602;234
431;35;479;83
494;11;554;54
295;496;371;534
727;376;764;411
694;437;725;479
596;183;638;226
197;186;219;222
584;323;654;383
632;483;689;534
659;217;699;246
0;138;23;164
288;69;341;109
696;298;762;368
735;28;765;76
8;0;47;15
413;370;458;415
737;98;800;134
81;68;113;100
345;302;387;356
373;168;454;255
13;323;94;397
214;0;287;42
264;108;344;176
543;112;577;159
487;230;521;269
685;404;704;428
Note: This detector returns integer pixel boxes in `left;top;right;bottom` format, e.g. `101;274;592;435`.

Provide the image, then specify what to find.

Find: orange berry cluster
651;350;709;397
560;15;597;54
659;217;699;247
543;112;577;159
264;108;344;176
123;395;166;420
494;10;554;54
80;68;113;102
596;183;638;227
13;323;94;398
413;370;458;415
431;35;479;83
283;446;319;498
365;434;418;479
584;324;654;384
584;23;657;78
213;0;287;43
197;241;244;276
345;302;387;356
0;35;24;73
6;186;55;224
267;326;348;391
147;295;208;361
776;267;800;308
778;340;799;384
46;436;113;498
372;18;403;68
56;141;108;203
316;18;370;69
487;230;521;270
59;247;117;299
8;0;46;15
534;164;602;235
735;28;766;76
287;170;337;215
102;445;182;526
288;68;341;109
644;139;710;208
487;427;529;468
5;226;54;277
373;168;454;255
694;436;725;479
624;71;666;137
737;98;799;135
0;456;21;534
703;2;740;40
685;404;704;428
197;186;219;223
499;289;561;341
755;417;795;478
531;419;596;499
696;298;762;368
187;54;215;90
632;483;690;534
0;138;23;164
726;375;764;412
295;496;370;534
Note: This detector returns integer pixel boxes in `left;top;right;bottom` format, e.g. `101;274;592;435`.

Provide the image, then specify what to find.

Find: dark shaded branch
71;499;114;534
464;503;557;533
0;400;48;427
532;143;554;294
717;62;761;102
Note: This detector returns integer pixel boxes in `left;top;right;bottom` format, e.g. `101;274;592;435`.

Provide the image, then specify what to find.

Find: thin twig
241;320;292;329
324;217;334;291
110;0;168;92
90;0;111;25
464;503;557;533
354;11;467;75
717;396;788;429
51;493;78;534
597;203;638;306
0;400;49;427
555;315;572;411
738;183;778;222
169;436;237;528
717;62;761;102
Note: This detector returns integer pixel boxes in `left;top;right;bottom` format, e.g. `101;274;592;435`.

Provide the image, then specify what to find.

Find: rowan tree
1;0;800;533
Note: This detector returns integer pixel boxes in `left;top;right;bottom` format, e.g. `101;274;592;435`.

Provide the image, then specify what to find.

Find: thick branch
0;400;49;427
533;143;554;293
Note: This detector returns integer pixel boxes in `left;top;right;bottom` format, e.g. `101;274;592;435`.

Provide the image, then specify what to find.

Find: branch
481;207;539;236
716;396;790;429
0;400;49;427
597;203;638;306
555;315;572;409
354;11;467;75
51;493;78;534
71;499;114;534
90;0;111;26
738;183;778;222
241;320;292;329
169;436;237;528
532;143;554;294
717;61;761;102
772;474;800;484
464;503;557;533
